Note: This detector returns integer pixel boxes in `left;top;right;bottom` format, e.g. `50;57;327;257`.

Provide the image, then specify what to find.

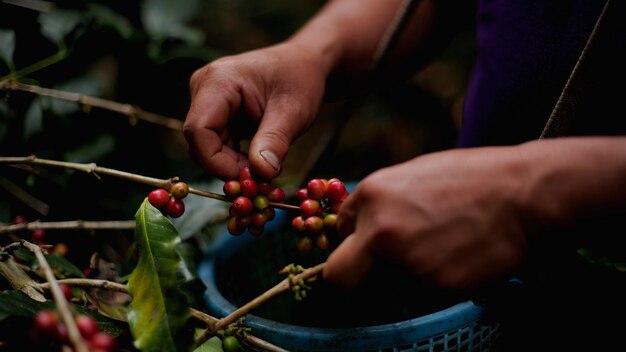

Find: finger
248;99;306;180
184;86;243;180
336;188;359;238
323;234;374;289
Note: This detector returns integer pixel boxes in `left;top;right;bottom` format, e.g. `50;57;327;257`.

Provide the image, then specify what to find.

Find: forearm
518;136;626;226
287;0;441;80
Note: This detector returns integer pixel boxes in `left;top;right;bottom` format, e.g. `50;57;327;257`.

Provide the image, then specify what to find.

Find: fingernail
260;150;280;171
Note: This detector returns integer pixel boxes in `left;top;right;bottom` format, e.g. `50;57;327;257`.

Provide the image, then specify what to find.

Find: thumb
323;234;374;289
248;103;307;180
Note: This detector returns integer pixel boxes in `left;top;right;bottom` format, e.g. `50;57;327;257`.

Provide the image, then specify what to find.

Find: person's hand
184;42;328;180
324;146;531;291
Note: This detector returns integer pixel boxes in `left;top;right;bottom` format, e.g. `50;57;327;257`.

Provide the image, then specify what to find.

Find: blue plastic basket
198;184;501;352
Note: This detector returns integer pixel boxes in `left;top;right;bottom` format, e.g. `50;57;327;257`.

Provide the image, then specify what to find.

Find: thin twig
0;220;136;234
0;155;301;212
195;263;325;346
0;81;184;131
21;240;90;352
38;278;128;293
0;47;66;83
0;175;50;215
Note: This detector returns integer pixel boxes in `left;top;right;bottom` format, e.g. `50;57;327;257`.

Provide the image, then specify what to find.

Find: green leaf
64;133;116;163
141;0;204;45
193;333;223;352
0;29;15;68
24;98;43;141
127;198;192;352
38;9;84;44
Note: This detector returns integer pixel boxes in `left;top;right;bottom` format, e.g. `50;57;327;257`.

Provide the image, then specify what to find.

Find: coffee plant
0;1;345;351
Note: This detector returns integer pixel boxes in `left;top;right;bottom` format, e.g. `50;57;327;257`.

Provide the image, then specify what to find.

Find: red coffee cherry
251;211;268;227
306;179;326;200
75;314;99;339
88;332;116;351
300;199;320;217
59;284;73;301
227;216;245;236
33;309;58;335
291;216;306;232
239;166;253;181
171;182;189;199
295;188;309;202
166;198;185;218
315;233;330;250
325;180;346;202
148;189;170;209
231;196;253;216
240;179;258;198
304;216;323;233
55;323;69;343
12;215;27;225
31;228;46;242
267;187;285;203
223;180;241;199
235;215;252;229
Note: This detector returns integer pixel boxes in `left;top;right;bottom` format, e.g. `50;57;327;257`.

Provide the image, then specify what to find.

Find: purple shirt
458;0;607;147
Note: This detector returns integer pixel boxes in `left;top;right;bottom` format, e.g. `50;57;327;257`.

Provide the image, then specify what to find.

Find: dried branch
0;155;301;212
0;220;136;234
0;81;184;131
38;278;128;293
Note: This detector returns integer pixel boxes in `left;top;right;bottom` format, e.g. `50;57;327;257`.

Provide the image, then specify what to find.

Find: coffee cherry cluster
291;178;348;253
147;181;189;218
224;167;285;236
31;309;116;351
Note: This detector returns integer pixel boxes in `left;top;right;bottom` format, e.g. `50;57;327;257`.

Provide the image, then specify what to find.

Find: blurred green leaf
141;0;204;45
0;290;55;321
45;253;84;278
23;98;43;141
38;9;84;44
88;3;135;39
0;29;15;68
64;133;115;163
170;180;229;240
14;248;82;278
127;198;192;352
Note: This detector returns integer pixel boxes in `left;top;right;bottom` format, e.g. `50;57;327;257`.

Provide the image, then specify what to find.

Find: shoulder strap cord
370;0;420;71
540;0;612;139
